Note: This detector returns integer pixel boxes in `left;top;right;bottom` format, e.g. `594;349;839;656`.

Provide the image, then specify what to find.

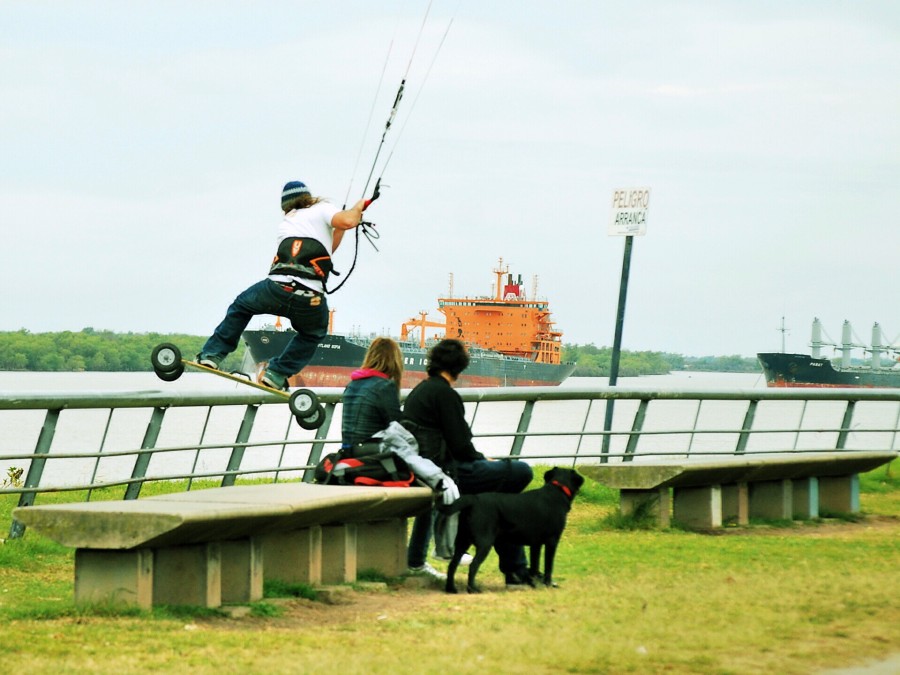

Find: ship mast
493;257;509;301
778;316;789;353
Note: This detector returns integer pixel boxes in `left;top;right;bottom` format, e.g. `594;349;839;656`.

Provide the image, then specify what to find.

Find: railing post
572;399;595;465
837;400;856;450
735;400;758;454
187;407;215;491
510;400;535;457
686;400;703;457
125;407;166;500
623;399;648;461
221;405;259;487
8;408;60;539
303;403;336;483
86;409;115;502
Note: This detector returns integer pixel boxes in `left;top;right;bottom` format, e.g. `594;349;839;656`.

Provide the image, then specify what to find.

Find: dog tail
436;494;476;515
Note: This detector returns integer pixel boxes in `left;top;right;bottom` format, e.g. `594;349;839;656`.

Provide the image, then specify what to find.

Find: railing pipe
3;384;899;540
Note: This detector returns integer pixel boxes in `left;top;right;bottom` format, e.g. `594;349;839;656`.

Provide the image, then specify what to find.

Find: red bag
315;449;415;487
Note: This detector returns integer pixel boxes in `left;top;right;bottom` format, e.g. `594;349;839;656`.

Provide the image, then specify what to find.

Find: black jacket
402;375;486;467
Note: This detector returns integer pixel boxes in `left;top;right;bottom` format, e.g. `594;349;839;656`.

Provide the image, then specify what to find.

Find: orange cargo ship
243;258;575;388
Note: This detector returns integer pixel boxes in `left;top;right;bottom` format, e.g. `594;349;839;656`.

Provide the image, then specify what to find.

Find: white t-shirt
269;201;340;293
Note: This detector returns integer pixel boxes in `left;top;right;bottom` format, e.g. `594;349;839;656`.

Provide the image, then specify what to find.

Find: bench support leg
722;483;749;525
357;519;408;577
321;524;357;584
792;477;819;519
673;485;722;529
819;474;860;515
153;543;222;608
221;538;263;604
261;526;322;586
749;479;793;521
75;548;153;608
620;488;670;528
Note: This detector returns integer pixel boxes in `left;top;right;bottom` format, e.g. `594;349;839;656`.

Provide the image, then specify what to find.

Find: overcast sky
2;1;898;358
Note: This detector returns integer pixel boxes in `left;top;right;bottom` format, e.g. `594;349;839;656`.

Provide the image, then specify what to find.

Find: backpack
314;441;415;487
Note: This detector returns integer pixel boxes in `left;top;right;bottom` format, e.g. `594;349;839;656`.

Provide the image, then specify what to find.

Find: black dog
444;467;584;594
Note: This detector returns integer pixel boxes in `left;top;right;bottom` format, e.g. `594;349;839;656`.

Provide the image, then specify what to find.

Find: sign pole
603;187;650;461
602;235;633;458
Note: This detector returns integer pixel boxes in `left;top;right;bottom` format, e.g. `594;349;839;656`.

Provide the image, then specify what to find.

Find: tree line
0;329;246;372
562;344;759;377
0;329;760;375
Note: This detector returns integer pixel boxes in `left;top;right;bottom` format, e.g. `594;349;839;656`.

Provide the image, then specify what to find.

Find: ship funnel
841;320;853;369
872;322;882;370
811;318;822;358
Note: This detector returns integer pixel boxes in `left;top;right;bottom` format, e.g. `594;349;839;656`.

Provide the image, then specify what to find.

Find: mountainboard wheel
155;363;185;381
295;404;325;430
288;388;319;416
151;343;182;373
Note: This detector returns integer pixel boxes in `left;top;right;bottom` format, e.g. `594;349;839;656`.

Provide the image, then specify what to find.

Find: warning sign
609;187;651;236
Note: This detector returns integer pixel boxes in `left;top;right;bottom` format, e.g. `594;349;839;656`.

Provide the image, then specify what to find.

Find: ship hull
244;331;575;388
757;352;900;389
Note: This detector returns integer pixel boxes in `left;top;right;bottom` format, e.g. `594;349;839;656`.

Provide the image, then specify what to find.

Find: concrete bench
13;483;432;608
580;451;897;530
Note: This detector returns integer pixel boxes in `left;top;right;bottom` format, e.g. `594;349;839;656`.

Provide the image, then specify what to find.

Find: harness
269;237;333;283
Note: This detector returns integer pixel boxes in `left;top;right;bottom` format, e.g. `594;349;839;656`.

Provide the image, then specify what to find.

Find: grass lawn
0;462;897;674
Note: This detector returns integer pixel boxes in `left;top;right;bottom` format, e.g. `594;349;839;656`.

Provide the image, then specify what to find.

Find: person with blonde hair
340;337;405;444
339;337;460;581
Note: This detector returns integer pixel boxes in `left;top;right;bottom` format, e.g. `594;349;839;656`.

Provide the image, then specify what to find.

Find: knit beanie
281;181;310;209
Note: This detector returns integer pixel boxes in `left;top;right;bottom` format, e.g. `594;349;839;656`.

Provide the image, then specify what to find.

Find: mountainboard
150;342;325;429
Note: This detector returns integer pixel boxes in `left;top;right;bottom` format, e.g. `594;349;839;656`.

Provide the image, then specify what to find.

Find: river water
1;371;897;487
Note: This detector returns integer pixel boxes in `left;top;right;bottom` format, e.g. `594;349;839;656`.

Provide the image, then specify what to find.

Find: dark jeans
201;279;328;376
407;458;533;574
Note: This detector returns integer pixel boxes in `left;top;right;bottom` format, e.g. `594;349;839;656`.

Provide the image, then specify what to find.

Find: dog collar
551;480;573;499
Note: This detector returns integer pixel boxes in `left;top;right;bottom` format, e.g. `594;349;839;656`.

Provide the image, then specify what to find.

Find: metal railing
3;385;899;537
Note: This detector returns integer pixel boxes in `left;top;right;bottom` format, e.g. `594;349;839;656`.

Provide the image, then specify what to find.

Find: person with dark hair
402;338;534;585
197;181;369;390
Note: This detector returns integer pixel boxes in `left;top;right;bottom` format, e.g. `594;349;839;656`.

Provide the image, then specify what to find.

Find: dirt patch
706;514;900;538
194;579;481;632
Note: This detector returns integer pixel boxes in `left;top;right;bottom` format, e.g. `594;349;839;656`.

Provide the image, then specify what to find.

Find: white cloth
269;201;340;294
372;421;452;491
439;476;460;506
